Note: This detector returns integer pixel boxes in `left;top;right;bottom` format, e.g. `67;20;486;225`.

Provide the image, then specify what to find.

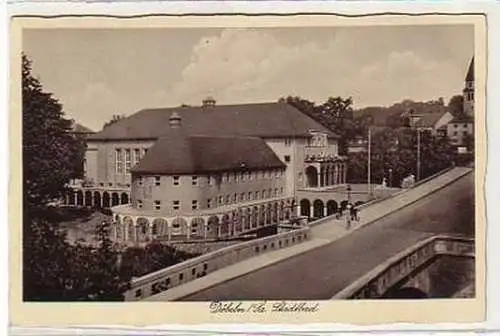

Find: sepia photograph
10;13;486;325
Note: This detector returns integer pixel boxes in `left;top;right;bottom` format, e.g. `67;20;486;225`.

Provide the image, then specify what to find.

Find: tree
22;53;130;301
448;95;464;117
103;114;125;129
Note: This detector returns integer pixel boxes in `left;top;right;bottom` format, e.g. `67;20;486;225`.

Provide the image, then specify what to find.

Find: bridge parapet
332;235;474;300
125;227;311;301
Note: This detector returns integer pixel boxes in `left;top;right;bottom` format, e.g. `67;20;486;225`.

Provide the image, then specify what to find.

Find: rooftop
88;102;338;141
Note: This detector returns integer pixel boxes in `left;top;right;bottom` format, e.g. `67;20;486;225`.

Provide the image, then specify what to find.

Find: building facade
70;99;348;243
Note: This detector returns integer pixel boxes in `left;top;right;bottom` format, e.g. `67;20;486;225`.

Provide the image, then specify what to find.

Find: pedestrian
353;206;359;221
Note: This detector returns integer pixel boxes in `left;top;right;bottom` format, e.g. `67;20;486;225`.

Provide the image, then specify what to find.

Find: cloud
166;28;467;108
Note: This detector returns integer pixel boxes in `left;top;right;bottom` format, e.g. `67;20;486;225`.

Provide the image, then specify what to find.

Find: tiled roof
466;57;474;82
88;102;337;141
414;112;448;128
131;128;286;175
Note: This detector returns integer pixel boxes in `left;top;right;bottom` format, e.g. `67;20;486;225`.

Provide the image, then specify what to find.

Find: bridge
124;167;474;301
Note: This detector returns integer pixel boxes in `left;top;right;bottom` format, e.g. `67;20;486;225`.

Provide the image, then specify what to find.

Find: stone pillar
133;224;138;243
148;223;153;241
334;165;339;185
343;163;347;184
167;222;172;242
317;171;321;188
310;204;314;217
187;222;191;241
323;205;327;217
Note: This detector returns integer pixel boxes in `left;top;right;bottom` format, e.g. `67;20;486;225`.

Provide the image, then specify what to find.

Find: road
180;172;474;301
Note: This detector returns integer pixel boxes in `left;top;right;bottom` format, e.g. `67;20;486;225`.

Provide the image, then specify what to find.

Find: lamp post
416;128;422;181
346;184;352;229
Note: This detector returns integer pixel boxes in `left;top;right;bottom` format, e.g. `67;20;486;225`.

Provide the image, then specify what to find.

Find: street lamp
388;168;393;188
416;128;422;181
346;184;352;229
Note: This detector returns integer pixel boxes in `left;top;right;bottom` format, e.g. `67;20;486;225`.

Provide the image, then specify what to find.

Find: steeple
465;57;474;82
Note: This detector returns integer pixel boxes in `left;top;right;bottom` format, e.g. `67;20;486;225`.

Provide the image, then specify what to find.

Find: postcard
9;12;486;327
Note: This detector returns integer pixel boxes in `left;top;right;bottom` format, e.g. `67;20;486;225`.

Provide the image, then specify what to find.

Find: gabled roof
73;123;94;134
466;57;474;82
414;112;449;128
131;128;286;175
88;102;337;141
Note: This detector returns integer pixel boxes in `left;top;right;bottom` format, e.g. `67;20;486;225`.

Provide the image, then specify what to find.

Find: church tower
463;57;474;116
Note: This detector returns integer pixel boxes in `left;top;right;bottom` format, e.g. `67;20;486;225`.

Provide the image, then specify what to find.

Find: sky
23;25;474;131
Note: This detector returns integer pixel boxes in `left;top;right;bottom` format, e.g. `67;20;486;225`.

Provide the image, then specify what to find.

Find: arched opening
102;192;110;208
207;216;219;239
259;205;266;227
68;191;75;205
279;201;285;221
265;204;272;225
191;217;205;238
326;200;338;216
76;190;84;206
383;287;429;299
123;216;134;242
171;217;188;239
272;203;278;223
300;199;311;217
305;166;318;188
111;193;119;206
152;218;167;238
136;217;149;242
84;191;92;207
121;193;129;205
232;211;242;233
244;208;251;231
252;206;259;228
93;191;102;209
313;199;324;218
220;214;230;236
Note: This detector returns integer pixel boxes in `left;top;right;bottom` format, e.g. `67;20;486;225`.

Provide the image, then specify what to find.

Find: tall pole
417;129;421;181
367;128;372;196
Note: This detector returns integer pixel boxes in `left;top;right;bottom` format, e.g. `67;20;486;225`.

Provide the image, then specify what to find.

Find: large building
70;99;349;243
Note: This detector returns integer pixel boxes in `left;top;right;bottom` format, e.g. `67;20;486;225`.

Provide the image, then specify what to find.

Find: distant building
70;120;95;138
447;57;475;148
412;111;454;135
67;99;349;243
463;57;474;117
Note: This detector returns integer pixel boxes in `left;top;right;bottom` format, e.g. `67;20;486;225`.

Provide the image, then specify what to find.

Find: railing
332;235;474;300
308;165;458;228
124;226;311;301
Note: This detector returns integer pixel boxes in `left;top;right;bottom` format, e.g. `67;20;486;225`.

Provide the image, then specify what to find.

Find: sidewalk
146;167;473;301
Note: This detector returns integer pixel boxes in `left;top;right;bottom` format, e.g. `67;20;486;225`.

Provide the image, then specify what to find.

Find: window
173;176;180;186
225;195;230;204
192;200;198;210
154;200;161;210
285;138;292;146
192;176;198;186
154;176;160;186
274;189;278;197
138;176;143;186
208;176;213;185
234;173;239;182
463;124;468;128
232;194;237;203
284;155;291;163
261;171;265;179
218;196;223;205
240;193;245;201
255;191;260;199
115;149;123;174
134;148;141;165
125;149;131;173
173;200;180;210
463;131;468;136
280;187;284;195
240;172;245;181
137;200;143;209
454;124;458;128
248;192;252;200
207;198;212;208
143;148;149;156
454;131;458;136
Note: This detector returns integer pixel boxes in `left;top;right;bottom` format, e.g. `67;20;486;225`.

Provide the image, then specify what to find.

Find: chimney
169;112;182;128
202;96;216;108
